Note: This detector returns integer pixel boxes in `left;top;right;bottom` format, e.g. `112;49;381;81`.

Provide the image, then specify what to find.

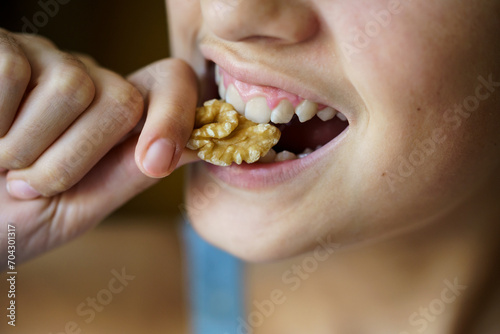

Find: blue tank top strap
182;223;245;334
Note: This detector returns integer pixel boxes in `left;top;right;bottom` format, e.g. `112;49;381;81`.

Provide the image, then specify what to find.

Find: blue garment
183;223;245;334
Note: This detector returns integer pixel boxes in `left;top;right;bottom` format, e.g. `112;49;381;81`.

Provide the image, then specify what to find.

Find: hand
0;30;199;268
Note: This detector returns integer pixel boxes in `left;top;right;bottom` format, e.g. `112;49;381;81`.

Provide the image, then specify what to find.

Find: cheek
330;1;500;221
335;0;500;104
181;0;500;258
167;0;206;73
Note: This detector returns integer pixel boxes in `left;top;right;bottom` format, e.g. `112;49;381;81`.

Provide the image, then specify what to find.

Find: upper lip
199;42;349;118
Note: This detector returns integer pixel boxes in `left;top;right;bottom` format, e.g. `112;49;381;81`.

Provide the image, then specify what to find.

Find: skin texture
0;32;199;265
168;0;500;332
172;0;500;258
1;0;499;332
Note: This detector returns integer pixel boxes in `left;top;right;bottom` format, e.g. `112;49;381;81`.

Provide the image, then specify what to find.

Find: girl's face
168;0;500;261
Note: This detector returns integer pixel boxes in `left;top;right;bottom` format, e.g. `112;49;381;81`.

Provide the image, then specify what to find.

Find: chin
183;163;338;262
183;155;475;263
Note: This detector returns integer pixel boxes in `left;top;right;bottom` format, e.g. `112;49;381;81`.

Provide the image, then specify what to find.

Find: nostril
202;0;319;44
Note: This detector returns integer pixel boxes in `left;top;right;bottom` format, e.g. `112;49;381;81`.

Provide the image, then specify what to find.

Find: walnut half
187;99;281;166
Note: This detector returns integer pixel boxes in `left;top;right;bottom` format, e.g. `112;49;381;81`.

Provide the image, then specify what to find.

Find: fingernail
7;180;41;200
142;138;176;177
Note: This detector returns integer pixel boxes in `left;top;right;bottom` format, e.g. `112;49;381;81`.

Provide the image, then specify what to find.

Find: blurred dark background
0;0;187;218
1;0;170;75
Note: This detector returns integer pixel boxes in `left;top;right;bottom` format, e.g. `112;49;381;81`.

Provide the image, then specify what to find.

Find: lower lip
202;127;349;189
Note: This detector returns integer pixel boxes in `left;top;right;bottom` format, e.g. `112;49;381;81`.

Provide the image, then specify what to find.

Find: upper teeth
317;107;337;121
217;66;347;124
226;83;246;114
295;100;318;122
245;96;271;124
270;99;294;123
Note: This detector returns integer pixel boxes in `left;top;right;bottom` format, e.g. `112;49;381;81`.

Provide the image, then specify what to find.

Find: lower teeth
297;148;314;159
259;147;319;163
275;150;297;162
259;149;277;163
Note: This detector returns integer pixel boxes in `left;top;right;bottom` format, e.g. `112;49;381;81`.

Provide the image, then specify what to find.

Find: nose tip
201;0;319;44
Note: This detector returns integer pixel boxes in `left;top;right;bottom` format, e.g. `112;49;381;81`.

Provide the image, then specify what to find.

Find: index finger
0;30;31;137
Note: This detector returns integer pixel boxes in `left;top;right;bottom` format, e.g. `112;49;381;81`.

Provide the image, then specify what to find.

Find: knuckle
12;32;57;49
58;51;88;71
73;52;98;67
35;35;56;48
50;59;96;109
0;29;20;50
33;35;55;48
104;80;144;129
23;33;56;48
0;46;31;85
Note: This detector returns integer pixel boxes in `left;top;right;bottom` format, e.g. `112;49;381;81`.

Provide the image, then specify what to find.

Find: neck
248;187;500;334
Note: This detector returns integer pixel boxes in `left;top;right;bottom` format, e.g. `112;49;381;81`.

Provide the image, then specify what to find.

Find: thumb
128;58;199;178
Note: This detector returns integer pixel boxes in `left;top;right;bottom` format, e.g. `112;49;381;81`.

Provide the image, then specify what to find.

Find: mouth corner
200;60;220;103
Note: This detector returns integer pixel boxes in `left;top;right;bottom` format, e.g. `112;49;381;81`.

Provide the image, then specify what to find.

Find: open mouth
214;64;349;164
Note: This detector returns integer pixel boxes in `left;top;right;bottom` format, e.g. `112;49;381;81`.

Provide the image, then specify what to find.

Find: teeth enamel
245;97;272;124
226;84;246;114
275;150;297;162
317;107;337;121
337;112;347;121
259;149;277;163
270;99;294;124
297;148;314;159
218;76;226;100
295;100;318;122
215;70;348;127
260;148;316;163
